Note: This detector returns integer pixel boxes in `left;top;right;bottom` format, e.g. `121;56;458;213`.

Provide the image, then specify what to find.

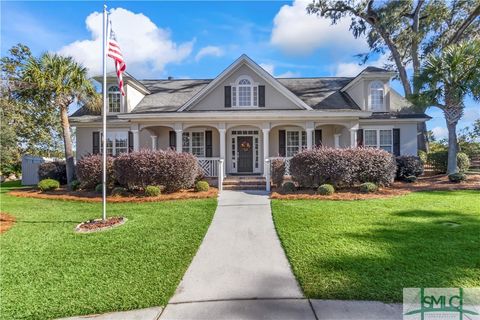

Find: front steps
223;175;267;190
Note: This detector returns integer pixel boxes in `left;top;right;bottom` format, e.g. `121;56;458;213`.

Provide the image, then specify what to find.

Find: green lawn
0;181;217;319
272;190;480;302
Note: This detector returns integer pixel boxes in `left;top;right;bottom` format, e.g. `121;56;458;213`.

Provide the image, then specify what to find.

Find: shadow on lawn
305;209;480;303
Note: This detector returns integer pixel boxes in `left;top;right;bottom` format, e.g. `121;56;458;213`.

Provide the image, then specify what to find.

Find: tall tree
414;40;480;174
308;0;480;151
22;53;99;184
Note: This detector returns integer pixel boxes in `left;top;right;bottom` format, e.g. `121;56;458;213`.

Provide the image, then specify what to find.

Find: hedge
396;156;424;181
271;158;285;187
38;161;67;185
114;150;199;192
76;154;115;190
427;151;470;173
289;147;396;188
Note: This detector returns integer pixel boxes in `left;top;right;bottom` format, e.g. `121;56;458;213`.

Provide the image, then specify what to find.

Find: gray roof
278;77;358;110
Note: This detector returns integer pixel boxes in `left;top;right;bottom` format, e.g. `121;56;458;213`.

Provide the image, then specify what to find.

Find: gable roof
176;54;312;112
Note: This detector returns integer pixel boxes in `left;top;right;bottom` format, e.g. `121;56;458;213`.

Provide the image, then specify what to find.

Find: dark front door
237;136;253;173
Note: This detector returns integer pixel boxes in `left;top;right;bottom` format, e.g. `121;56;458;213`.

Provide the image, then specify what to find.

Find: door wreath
240;140;251;152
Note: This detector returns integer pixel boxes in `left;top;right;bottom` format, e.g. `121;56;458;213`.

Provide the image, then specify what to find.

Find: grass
272;190;480;302
0;181;217;319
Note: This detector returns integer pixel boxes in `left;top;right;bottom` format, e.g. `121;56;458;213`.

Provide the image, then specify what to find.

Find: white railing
269;157;293;175
197;157;220;178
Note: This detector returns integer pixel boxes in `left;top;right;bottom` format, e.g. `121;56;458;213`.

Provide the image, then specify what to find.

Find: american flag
107;25;126;96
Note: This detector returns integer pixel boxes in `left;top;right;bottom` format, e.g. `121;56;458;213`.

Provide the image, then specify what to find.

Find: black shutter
258;85;265;107
279;130;286;157
224;86;231;108
357;129;364;147
205;130;213;157
393;128;400;156
314;129;322;147
169;131;176;150
128;131;134;152
92;131;100;154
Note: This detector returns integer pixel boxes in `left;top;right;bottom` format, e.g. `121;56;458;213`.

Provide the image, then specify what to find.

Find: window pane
239;79;251;85
380;146;392;153
238;86;251;106
108;87;121;113
232;87;236;107
370;81;384;111
379;130;392;145
191;132;204;157
364;130;377;146
286;131;300;157
253;86;258;106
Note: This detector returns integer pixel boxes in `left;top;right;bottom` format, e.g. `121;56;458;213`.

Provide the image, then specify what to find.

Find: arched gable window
369;81;384;111
108;85;121;113
232;76;258;107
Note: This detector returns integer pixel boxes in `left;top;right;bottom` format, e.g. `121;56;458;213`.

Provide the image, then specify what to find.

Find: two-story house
70;54;429;178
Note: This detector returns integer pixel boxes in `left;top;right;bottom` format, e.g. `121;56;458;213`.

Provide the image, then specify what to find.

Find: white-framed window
182;131;205;157
369;81;384;111
364;129;393;153
286;130;307;157
108;85;121;113
232;76;258;107
102;131;128;156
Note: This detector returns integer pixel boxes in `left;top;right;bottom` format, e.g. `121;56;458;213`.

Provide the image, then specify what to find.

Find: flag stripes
107;27;126;96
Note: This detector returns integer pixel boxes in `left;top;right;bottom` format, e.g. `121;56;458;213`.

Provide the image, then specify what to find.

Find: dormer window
369;81;385;111
108;85;121;113
232;76;258;107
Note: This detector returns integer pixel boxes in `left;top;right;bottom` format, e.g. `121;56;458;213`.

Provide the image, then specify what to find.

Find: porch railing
197;157;220;177
269;157;293;176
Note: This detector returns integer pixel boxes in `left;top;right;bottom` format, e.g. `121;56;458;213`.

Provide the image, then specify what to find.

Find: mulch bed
271;174;480;201
75;216;126;233
9;187;218;203
0;213;16;234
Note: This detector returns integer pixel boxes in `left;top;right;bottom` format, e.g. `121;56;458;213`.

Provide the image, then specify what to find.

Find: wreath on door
240;140;251;152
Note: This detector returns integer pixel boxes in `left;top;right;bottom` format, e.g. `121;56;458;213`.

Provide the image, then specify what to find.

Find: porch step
223;176;266;190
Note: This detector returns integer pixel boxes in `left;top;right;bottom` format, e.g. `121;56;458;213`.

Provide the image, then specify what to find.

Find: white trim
368;80;386;111
107;84;122;113
229;129;261;174
182;130;206;157
177;54;312;112
231;75;259;108
363;128;393;153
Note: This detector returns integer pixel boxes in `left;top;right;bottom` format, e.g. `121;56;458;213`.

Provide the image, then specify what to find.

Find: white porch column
151;135;158;150
350;129;358;147
175;129;183;153
262;128;270;177
131;130;139;151
219;128;226;177
334;133;341;148
306;128;314;149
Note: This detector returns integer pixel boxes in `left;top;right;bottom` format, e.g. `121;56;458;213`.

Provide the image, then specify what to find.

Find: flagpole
102;4;108;221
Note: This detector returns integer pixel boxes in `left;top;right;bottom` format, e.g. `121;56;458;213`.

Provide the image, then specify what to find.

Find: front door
237;136;253;173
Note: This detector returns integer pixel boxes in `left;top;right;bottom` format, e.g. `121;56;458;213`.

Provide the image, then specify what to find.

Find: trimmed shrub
282;181;296;193
111;187;128;197
271;158;285;187
290;147;396;188
457;152;470;172
195;181;209;192
38;161;67;185
76;154;115;190
38;179;60;191
95;184;103;194
418;150;427;164
70;180;81;191
404;175;418;183
359;182;378;193
427;151;471;173
448;173;466;183
396;156;424;180
145;185;161;197
317;184;334;195
114;150;199;192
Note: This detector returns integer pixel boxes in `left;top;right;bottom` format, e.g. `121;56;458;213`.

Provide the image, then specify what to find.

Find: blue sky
2;0;478;139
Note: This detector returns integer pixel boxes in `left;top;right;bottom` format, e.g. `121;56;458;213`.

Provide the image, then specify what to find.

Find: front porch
133;121;360;178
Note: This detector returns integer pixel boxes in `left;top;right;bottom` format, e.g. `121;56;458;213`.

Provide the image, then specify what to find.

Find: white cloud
270;0;368;55
335;53;389;77
58;8;194;77
432;126;448;140
195;46;224;61
259;63;300;78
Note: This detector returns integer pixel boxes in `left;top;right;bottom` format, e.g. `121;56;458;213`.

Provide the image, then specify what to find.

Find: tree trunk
446;120;458;174
417;122;429;153
60;105;75;185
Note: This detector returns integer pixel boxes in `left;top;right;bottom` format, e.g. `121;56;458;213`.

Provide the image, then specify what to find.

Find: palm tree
414;40;480;174
23;53;99;185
